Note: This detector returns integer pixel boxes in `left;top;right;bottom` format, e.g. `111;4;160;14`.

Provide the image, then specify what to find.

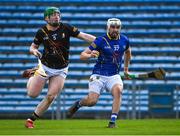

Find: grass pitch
0;119;180;135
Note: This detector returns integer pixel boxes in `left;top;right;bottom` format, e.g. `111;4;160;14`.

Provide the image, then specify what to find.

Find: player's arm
65;23;96;43
80;48;99;60
77;32;96;43
124;47;131;74
30;29;43;58
30;43;42;58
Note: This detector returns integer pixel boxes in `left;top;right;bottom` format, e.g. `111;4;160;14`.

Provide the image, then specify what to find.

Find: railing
52;83;180;120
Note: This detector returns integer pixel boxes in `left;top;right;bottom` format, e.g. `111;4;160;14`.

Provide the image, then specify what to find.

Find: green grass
0;119;180;135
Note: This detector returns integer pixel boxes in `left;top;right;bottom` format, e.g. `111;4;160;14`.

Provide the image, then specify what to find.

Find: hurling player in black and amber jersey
24;7;96;128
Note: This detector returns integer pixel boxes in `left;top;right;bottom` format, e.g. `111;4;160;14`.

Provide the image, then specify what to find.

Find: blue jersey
89;33;130;76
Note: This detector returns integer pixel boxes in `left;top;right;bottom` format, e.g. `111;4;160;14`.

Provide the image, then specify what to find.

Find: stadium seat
0;0;180;117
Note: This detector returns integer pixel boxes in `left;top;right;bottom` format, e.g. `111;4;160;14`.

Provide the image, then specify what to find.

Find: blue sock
110;113;118;123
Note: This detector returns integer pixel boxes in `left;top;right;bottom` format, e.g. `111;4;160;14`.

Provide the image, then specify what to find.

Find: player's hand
90;50;99;58
22;67;38;78
124;67;131;79
124;72;131;80
32;49;42;59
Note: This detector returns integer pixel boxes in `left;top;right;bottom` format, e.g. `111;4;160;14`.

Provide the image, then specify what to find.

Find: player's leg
80;92;100;106
25;75;65;128
109;84;123;128
106;75;123;128
25;75;47;128
34;75;65;117
27;75;47;98
67;92;100;118
26;62;48;98
25;64;68;128
67;74;103;118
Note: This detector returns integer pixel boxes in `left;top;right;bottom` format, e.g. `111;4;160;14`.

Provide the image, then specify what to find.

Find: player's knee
46;94;56;104
112;86;123;99
27;91;38;98
27;82;40;98
88;99;98;107
115;90;122;98
117;89;123;96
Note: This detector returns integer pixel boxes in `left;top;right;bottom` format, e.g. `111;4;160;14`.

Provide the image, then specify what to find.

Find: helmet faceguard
107;18;121;34
44;7;61;27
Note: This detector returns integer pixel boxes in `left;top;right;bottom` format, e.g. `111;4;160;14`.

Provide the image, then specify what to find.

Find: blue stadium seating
0;0;180;117
0;5;180;13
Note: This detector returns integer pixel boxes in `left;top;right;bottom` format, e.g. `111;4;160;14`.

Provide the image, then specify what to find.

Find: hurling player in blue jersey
67;18;131;128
